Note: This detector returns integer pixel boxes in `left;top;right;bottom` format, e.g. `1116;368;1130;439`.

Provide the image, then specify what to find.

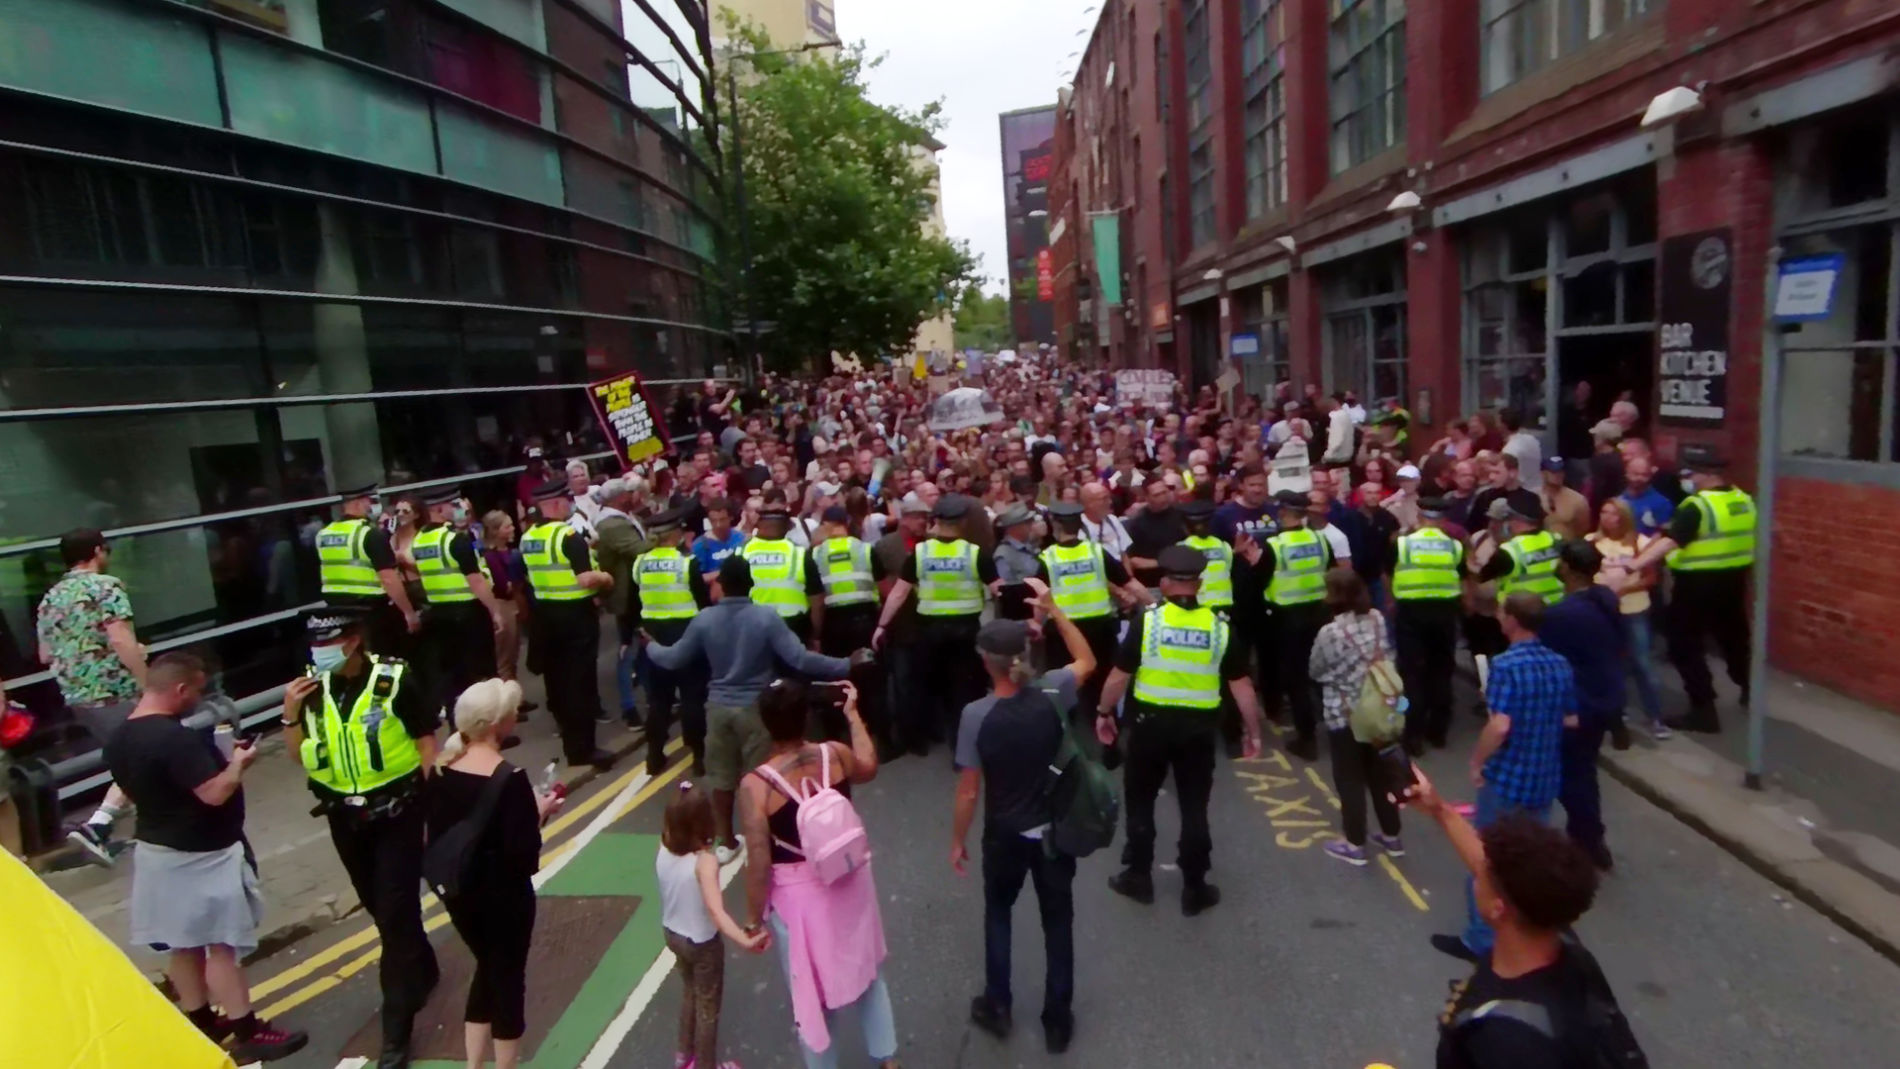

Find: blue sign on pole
1228;332;1260;359
1773;254;1846;322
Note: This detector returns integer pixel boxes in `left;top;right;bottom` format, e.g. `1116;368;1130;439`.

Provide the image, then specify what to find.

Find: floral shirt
35;570;139;705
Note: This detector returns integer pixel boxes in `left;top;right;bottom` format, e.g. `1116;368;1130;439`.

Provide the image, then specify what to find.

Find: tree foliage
724;19;976;373
952;283;1011;352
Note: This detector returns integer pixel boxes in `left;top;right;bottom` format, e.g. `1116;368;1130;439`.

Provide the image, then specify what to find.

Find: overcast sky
837;0;1098;296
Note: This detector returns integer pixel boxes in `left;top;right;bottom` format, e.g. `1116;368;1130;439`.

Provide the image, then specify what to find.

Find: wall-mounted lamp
1386;190;1421;213
1273;235;1297;255
1640;85;1705;129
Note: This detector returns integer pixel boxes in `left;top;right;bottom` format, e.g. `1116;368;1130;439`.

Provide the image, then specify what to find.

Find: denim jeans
1559;720;1608;851
1462;785;1552;955
982;831;1076;1023
1622;610;1664;726
769;913;898;1068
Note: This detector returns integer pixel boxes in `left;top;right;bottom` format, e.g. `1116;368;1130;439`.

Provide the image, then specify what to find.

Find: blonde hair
454;678;522;741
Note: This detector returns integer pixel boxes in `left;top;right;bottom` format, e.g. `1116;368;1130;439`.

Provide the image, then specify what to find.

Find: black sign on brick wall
1657;228;1733;427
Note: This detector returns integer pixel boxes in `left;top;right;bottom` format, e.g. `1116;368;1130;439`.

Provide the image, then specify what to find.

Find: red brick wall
1769;477;1900;709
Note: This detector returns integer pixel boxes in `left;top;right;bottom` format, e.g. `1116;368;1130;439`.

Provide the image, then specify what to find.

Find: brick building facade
1048;0;1900;711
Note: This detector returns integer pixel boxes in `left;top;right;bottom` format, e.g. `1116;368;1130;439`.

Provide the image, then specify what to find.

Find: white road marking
576;854;745;1069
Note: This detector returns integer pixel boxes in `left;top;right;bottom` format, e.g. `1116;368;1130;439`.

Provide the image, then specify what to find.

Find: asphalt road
264;692;1900;1069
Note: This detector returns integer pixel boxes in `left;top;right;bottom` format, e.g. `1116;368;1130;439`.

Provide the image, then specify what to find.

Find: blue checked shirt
1482;638;1573;809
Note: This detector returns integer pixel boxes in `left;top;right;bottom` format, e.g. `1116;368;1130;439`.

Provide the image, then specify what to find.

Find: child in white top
658;782;766;1069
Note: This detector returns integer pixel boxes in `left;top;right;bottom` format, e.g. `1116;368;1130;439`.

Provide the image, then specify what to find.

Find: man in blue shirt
690;496;747;580
1537;542;1625;873
1619;455;1675;537
1437;592;1572;963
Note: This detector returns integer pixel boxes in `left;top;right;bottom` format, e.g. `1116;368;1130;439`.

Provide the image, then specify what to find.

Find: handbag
422;765;517;900
1343;619;1407;745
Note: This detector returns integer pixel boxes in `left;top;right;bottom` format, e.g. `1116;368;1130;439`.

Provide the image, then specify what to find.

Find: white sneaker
715;836;745;866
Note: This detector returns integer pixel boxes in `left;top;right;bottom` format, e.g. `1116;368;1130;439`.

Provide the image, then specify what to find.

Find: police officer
1607;456;1755;733
523;480;617;770
1392;497;1465;754
1473;499;1562;606
1039;500;1146;718
807;505;890;751
630;505;711;775
874;496;997;756
739;504;822;645
316;483;421;656
992;503;1042;622
1095;545;1266;915
1237;490;1334;761
1178;500;1235;614
280;605;438;1069
411;488;503;717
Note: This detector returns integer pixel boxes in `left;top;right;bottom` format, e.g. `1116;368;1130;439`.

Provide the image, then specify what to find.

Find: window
1242;0;1288;220
1184;0;1216;247
1322;251;1407;403
1328;0;1406;174
1481;0;1653;94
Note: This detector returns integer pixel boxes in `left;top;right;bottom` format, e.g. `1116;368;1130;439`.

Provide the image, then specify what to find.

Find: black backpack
1451;935;1649;1069
422;765;517;900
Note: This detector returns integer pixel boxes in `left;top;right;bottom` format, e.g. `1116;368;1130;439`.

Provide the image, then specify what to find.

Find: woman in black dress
428;679;561;1069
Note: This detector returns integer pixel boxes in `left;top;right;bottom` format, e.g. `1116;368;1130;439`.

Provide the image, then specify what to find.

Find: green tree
952;283;1011;351
724;20;976;373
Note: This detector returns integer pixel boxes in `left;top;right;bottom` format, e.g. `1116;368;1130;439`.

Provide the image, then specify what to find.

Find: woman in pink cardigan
737;679;900;1069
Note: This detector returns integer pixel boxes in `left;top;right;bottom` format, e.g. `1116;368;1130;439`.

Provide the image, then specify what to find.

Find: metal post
725;64;759;381
1744;299;1784;792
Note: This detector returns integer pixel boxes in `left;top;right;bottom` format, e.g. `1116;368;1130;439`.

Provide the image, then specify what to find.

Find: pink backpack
754;745;872;884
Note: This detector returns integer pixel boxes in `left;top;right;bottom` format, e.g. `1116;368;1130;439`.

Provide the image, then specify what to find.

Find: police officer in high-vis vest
807;504;890;751
1392;497;1466;754
523;479;617;770
1095;545;1266;916
740;505;822;645
1177;500;1234;614
1607;455;1756;734
1038;501;1147;719
875;496;997;757
629;505;711;776
411;488;503;716
1473;498;1562;606
1237;490;1334;762
316;482;421;657
281;605;438;1069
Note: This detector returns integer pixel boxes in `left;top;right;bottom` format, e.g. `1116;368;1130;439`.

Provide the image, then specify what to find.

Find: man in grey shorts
647;556;864;864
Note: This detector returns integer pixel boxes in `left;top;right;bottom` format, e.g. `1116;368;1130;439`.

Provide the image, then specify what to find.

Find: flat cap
1486;497;1515;521
1157;543;1208;579
996;503;1035;528
304;603;371;642
975;618;1030;657
899;492;932;515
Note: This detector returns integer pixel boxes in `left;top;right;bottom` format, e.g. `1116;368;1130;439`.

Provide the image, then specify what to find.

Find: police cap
995;503;1035;529
757;503;793;521
821;505;849;525
304;603;371;642
933;495;971;521
532;477;570;502
1180;499;1217;522
423;486;463;507
1047;501;1085;521
1272;489;1309;511
1508;497;1546;524
647;505;689;533
1419;496;1449;518
1157;543;1208;580
338;481;379;500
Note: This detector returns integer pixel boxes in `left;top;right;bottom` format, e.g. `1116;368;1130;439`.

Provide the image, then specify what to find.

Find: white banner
1115;368;1177;406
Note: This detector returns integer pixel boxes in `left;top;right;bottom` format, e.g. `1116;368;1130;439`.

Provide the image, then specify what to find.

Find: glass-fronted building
0;0;729;723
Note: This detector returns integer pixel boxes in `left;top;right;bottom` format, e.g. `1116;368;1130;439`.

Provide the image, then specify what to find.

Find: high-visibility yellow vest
1393;526;1464;601
1130;602;1229;710
634;545;698;620
521;522;593;601
1039;541;1113;619
317;518;382;598
412;526;490;604
741;538;808;618
1667;487;1757;572
815;537;878;608
1181;535;1234;608
1265;528;1328;606
915;538;983;617
1499;530;1563;604
300;657;423;795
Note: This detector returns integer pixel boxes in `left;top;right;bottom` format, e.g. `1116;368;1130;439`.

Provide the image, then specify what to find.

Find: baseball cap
1395;463;1421;481
899;493;931;515
1540;456;1567;473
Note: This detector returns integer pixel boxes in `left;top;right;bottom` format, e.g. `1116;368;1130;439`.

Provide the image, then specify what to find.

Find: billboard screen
999;105;1058;347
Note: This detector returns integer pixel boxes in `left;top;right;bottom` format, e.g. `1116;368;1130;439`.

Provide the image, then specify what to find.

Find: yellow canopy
0;850;236;1069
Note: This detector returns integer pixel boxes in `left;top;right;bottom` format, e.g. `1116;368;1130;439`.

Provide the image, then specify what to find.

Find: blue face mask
311;644;348;674
451;505;469;525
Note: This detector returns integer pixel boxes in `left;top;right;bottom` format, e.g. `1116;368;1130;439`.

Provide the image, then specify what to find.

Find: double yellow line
253;740;691;1018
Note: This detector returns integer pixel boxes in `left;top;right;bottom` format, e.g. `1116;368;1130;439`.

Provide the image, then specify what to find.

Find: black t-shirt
362;523;398;571
966;685;1066;837
1665;490;1710;546
105;715;244;852
1124;508;1189;586
1436;945;1600;1069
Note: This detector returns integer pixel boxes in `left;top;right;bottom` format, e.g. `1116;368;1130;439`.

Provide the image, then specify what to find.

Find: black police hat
1157;543;1208;580
933;495;971;521
532;477;570;502
1180;499;1217;521
821;504;849;525
303;603;371;642
1419;496;1450;517
423;486;463;507
648;505;689;533
1273;489;1310;510
1047;501;1085;521
337;481;379;500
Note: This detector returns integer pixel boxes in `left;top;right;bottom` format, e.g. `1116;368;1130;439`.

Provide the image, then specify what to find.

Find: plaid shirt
1309;611;1385;732
1482;638;1572;808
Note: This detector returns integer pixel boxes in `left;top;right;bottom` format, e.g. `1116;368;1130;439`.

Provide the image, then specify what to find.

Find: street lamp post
723;37;842;378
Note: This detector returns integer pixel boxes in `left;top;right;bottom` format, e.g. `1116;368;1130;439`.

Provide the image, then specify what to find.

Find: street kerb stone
340;894;639;1063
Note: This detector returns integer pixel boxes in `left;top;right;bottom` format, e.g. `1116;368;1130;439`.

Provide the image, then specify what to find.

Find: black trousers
642;650;708;775
1327;729;1403;847
1560;719;1608;852
982;831;1075;1023
1042;615;1120;722
820;605;885;746
533;602;602;763
1236;612;1281;720
1120;713;1218;881
1270;605;1324;742
1395;601;1460;748
419;603;496;716
327;802;437;1041
1667;568;1750;710
446;879;535;1040
907;619;984;748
